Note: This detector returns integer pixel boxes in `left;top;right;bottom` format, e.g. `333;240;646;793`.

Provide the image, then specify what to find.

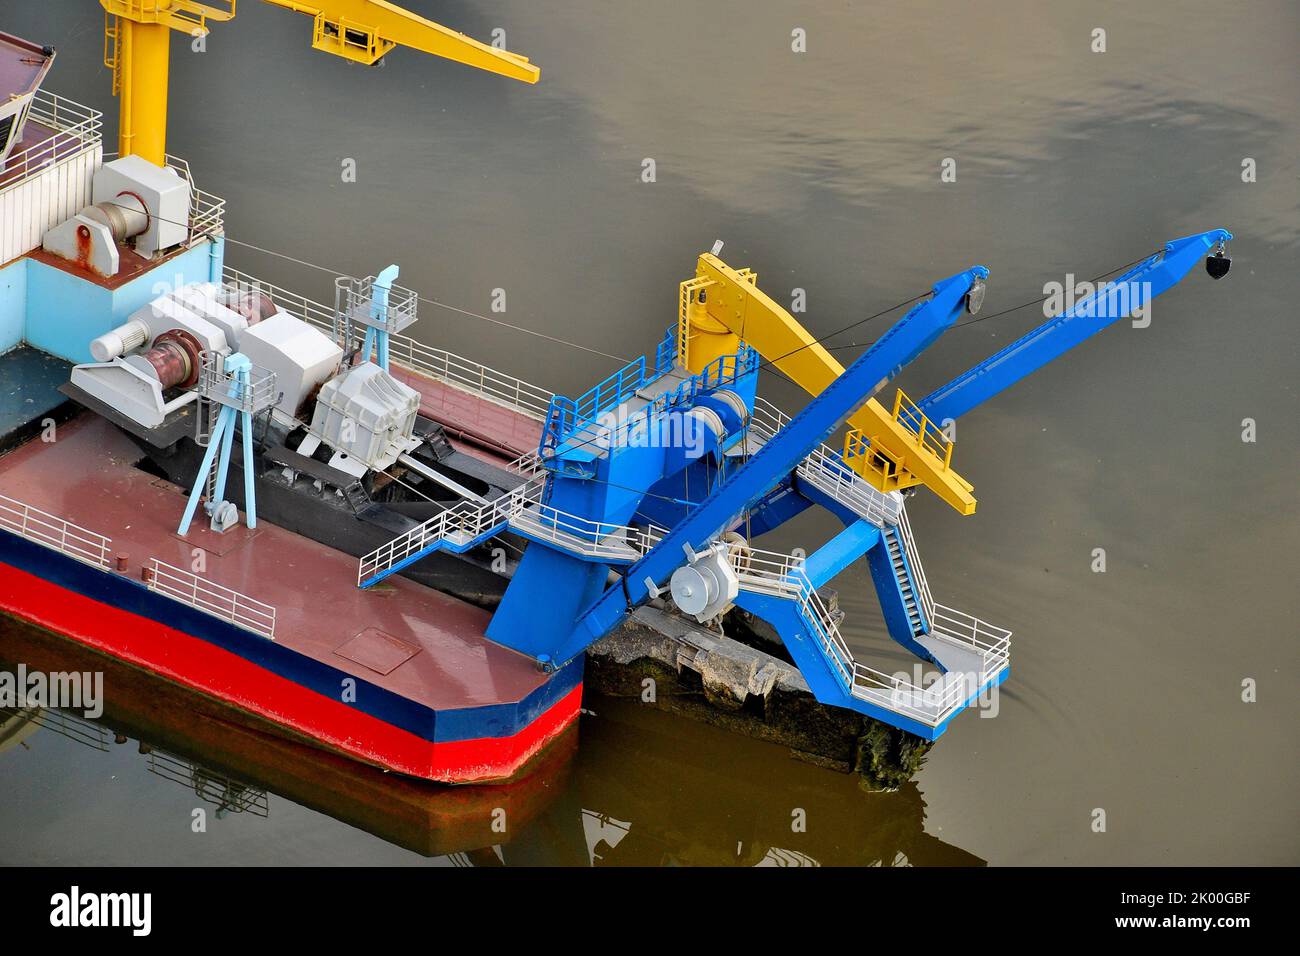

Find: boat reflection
1;617;981;866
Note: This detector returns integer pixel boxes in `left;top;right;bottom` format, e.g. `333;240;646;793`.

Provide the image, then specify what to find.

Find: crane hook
1206;240;1232;280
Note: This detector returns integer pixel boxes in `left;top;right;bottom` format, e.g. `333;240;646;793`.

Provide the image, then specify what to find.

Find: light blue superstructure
0;240;217;362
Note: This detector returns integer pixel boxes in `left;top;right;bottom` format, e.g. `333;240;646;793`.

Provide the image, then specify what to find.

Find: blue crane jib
919;229;1232;425
359;228;1230;741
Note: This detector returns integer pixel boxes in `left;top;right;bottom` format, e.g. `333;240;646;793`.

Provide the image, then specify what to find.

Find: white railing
507;450;546;478
359;470;673;583
748;396;901;528
0;90;102;194
166;155;226;246
893;500;1010;672
799;442;901;528
927;603;1012;677
145;558;276;639
728;543;1007;728
335;273;420;337
220;267;554;422
385;337;554;421
222;267;338;332
0;493;112;569
189;184;226;244
895;500;934;619
511;507;667;563
358;477;546;584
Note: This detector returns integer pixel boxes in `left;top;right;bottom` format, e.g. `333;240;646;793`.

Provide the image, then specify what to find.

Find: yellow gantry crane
678;253;978;515
100;1;539;165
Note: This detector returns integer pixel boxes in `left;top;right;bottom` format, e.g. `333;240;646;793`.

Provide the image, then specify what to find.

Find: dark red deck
0;415;549;714
0;30;52;98
391;368;543;459
0;30;57;186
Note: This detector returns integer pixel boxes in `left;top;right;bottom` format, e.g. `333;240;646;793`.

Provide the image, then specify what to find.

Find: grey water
1;0;1296;865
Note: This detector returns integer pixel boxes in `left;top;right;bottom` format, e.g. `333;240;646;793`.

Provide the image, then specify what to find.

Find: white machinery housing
670;541;741;623
236;311;342;418
309;362;420;475
72;282;342;429
42;155;192;277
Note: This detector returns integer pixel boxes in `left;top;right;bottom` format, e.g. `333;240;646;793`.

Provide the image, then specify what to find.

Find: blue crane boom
559;265;989;665
917;229;1232;425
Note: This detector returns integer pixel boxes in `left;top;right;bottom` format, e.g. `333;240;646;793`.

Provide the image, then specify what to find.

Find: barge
0;9;1232;788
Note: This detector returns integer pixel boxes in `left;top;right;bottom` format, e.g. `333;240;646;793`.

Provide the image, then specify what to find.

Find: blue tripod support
178;352;268;536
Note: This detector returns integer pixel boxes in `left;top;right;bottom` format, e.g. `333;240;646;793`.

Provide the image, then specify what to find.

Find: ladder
883;526;926;637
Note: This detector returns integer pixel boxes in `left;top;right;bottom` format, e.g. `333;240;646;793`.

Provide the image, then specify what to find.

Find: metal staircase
883;526;926;637
728;544;1008;739
358;478;543;586
357;473;669;586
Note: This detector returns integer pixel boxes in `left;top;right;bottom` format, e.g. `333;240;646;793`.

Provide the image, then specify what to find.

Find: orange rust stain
75;223;92;271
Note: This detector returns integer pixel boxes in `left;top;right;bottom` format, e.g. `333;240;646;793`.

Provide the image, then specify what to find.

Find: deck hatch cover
334;627;421;675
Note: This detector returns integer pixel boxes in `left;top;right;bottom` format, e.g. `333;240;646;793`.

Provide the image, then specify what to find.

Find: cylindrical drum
89;318;150;362
144;329;203;388
81;192;149;243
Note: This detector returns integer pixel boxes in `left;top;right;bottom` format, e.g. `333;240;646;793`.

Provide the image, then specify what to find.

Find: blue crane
918;229;1232;424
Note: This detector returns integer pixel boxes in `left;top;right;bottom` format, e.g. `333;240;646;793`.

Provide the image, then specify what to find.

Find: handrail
748;396;901;528
511;507;668;562
891;388;954;468
654;324;678;375
895;500;933;618
728;543;1008;726
386;337;554;420
655;346;759;413
542;354;650;450
927;602;1013;673
0;90;102;195
358;470;673;583
543;340;759;455
220;266;555;422
507;450;546;478
144;558;276;639
165;154;226;246
0;493;112;569
358;477;546;584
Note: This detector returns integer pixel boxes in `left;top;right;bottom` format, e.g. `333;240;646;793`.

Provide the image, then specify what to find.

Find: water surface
2;0;1296;865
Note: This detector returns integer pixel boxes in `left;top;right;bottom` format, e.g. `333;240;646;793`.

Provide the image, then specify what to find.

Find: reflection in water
1;620;978;866
145;749;270;819
551;696;982;867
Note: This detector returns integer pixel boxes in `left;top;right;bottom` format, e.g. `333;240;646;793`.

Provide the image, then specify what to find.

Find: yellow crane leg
116;18;172;165
681;253;977;516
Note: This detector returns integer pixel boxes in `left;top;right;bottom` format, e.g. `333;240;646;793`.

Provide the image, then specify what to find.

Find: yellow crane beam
100;0;539;166
260;1;538;78
679;253;978;516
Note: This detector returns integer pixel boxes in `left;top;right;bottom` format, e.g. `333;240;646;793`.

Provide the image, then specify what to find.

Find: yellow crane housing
677;253;978;515
100;1;539;166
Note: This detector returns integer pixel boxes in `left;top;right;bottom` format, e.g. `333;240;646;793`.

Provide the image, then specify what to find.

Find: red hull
0;562;582;783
